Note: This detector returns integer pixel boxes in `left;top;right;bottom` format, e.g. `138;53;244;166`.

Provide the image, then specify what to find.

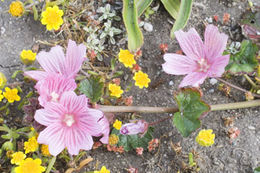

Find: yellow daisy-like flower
41;144;51;157
113;119;122;130
20;50;36;65
109;134;119;146
3;87;20;103
133;71;151;89
14;158;45;173
41;5;64;31
196;129;215;147
0;90;4;102
118;49;136;68
11;152;26;165
109;83;123;98
0;72;7;89
24;136;39;154
8;1;24;17
94;166;110;173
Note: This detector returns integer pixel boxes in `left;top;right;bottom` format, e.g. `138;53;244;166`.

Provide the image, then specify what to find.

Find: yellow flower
11;152;26;165
3;87;20;103
94;166;110;173
133;71;151;89
196;129;215;147
118;49;136;68
109;134;119;146
24;136;39;154
41;144;51;157
0;72;7;89
0;90;4;102
41;6;64;31
8;1;24;17
109;83;123;98
113;119;122;130
20;50;36;65
14;158;45;173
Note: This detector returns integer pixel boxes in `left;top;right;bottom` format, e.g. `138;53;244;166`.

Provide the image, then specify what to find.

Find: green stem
99;99;260;113
243;74;259;89
46;156;56;173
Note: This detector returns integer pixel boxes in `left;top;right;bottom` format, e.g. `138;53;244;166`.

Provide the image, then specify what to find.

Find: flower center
197;58;210;73
50;91;59;102
63;114;75;127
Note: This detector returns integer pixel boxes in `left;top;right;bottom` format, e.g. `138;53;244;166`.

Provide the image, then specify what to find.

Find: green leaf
123;0;144;52
225;40;259;74
46;156;56;173
136;0;153;17
32;5;38;21
170;0;193;38
173;88;210;137
112;127;154;152
161;0;180;19
254;167;260;173
79;76;104;103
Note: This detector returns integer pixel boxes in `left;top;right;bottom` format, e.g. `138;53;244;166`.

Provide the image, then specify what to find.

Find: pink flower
24;40;86;81
94;115;110;144
35;74;77;107
120;120;148;135
34;91;105;156
162;24;229;87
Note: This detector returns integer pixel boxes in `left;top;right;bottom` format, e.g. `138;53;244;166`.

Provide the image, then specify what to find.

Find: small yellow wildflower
109;134;119;146
8;1;24;17
196;129;215;147
3;87;20;103
24;136;39;154
113;119;122;130
0;72;7;89
41;144;51;157
11;152;26;165
20;50;36;65
14;158;45;173
0;90;4;102
94;166;110;173
118;49;136;68
133;71;151;89
41;6;64;31
109;83;123;98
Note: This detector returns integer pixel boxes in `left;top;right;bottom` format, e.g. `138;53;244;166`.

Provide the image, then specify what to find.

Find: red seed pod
159;43;168;53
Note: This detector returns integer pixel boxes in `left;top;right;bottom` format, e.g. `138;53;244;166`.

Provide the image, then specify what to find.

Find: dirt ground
0;0;260;172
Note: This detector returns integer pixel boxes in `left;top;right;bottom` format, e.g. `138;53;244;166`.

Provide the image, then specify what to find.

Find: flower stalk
99;99;260;113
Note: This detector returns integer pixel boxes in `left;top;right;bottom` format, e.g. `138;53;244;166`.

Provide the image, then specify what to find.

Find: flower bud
120;120;148;135
0;72;7;89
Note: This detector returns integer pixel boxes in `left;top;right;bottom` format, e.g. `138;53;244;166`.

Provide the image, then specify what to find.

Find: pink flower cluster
24;40;109;156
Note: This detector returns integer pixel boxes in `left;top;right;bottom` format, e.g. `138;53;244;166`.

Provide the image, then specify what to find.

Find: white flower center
197;58;210;73
63;114;75;127
50;91;59;102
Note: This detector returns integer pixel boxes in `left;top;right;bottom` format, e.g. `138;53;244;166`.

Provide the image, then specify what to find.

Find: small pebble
210;78;218;85
144;22;153;32
248;126;256;130
169;81;174;86
209;89;214;93
1;27;6;34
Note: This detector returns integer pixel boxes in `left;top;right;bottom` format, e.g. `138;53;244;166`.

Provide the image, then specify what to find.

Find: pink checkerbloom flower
162;24;230;87
24;40;86;81
35;74;77;107
35;91;108;156
120;120;148;135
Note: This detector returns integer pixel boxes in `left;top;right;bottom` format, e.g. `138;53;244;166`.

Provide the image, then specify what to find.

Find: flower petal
64;40;86;78
208;55;230;77
34;103;64;126
204;24;228;60
162;53;197;75
24;71;47;81
175;28;205;61
59;92;87;113
37;45;66;75
179;72;208;88
78;108;103;136
37;124;65;156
